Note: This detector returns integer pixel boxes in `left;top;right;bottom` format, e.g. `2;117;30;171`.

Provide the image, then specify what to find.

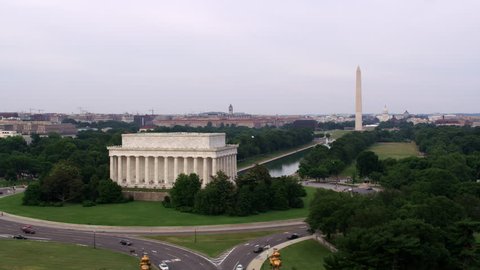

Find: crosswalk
211;247;236;266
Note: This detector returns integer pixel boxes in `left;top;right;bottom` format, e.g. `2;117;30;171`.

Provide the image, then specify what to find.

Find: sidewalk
247;235;314;270
0;212;305;234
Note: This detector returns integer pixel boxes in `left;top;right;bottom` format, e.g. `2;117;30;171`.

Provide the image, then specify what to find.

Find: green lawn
369;142;420;160
0;239;138;270
147;230;283;257
260;239;331;270
340;142;420;177
0;187;315;226
327;130;352;140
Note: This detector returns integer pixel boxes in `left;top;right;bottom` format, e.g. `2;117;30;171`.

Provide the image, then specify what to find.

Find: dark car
120;239;132;246
22;225;35;234
13;234;27;240
253;245;264;253
287;233;299;240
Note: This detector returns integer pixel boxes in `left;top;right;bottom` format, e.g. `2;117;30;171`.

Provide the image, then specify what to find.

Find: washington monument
355;66;363;131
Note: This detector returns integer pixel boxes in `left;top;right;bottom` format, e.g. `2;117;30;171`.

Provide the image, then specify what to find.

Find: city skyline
1;1;479;115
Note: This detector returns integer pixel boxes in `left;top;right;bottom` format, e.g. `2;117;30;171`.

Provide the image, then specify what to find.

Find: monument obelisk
355;66;363;131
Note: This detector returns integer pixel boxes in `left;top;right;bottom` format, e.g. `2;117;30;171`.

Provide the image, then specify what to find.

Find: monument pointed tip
357;65;361;71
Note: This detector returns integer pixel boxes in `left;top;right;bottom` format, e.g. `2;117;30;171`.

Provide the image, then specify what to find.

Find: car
236;264;244;270
119;239;132;246
158;262;169;270
21;225;35;234
253;245;264;253
287;233;299;240
13;234;27;239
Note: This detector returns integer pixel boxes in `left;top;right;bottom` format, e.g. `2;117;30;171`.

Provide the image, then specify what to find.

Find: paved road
0;218;216;270
0;217;308;270
0;187;310;269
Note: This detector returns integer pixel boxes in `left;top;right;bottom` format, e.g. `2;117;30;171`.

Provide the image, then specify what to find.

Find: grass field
368;142;420;160
0;239;138;270
147;230;283;257
340;142;420;177
0;187;315;226
260;239;331;270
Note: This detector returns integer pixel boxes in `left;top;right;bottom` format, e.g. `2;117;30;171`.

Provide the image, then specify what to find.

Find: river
262;148;312;177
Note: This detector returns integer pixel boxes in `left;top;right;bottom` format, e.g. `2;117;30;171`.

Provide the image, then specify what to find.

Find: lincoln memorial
107;133;238;188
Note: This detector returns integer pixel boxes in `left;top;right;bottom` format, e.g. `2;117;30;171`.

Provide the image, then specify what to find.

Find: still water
263;149;312;177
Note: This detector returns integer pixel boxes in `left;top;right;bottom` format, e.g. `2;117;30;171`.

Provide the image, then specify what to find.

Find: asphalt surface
0;187;311;269
0;217;309;270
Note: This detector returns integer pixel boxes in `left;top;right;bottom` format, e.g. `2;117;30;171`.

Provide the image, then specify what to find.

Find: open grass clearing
0;187;315;226
147;230;284;257
369;142;420;160
0;239;138;270
340;142;420;177
260;239;331;270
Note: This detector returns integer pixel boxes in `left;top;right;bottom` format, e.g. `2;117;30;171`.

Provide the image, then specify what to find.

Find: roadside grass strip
0;187;315;226
0;239;138;270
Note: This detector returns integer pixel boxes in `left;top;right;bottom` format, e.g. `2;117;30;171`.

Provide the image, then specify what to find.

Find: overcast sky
1;0;479;115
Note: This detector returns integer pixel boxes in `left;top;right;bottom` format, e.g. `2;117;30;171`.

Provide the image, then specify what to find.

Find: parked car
158;262;169;270
236;264;244;270
13;234;27;239
287;233;299;240
119;239;132;246
253;245;264;253
21;225;35;234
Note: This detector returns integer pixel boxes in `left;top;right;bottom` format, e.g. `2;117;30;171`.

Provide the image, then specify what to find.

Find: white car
158;262;169;270
236;264;244;270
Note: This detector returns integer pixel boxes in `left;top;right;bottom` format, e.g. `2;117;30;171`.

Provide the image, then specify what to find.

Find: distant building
0;130;19;138
292;119;317;129
376;105;391;122
229;104;233;115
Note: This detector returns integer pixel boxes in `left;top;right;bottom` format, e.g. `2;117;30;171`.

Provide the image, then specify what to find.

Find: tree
40;161;84;203
22;182;42;205
194;171;235;215
169;173;202;212
326;219;450;270
96;179;124;203
356;151;382;177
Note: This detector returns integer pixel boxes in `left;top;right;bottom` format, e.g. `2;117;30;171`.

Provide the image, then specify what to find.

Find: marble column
174;157;179;180
110;156;114;181
193;157;198;175
212;158;217;176
135;156;140;185
203;157;208;184
126;156;132;184
184;157;189;174
117;156;123;182
145;156;149;183
154;157;159;184
164;157;169;184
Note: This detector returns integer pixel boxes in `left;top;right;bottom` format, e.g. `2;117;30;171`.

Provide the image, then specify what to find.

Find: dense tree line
0;122;312;207
167;165;306;216
298;131;377;179
152;125;314;160
307;124;480;269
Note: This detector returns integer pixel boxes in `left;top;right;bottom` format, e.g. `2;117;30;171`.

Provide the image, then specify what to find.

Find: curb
0;212;305;234
246;235;314;270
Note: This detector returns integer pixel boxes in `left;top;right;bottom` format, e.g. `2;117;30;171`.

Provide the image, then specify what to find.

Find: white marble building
108;133;238;188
